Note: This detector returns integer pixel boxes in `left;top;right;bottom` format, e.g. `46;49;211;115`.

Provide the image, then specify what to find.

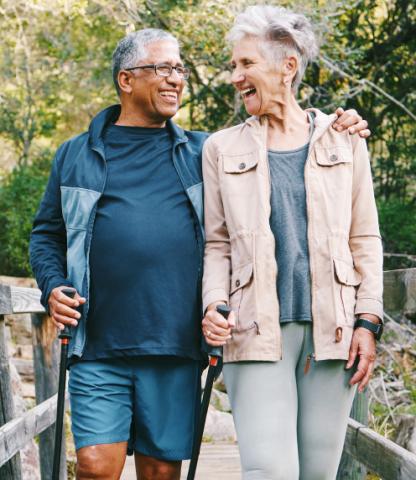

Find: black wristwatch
354;318;383;341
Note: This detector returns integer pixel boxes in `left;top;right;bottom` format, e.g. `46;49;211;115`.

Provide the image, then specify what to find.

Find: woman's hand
346;314;380;392
333;107;370;138
202;302;236;347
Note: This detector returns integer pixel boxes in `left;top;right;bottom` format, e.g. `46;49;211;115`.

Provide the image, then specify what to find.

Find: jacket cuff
203;288;229;313
355;297;384;321
41;278;73;313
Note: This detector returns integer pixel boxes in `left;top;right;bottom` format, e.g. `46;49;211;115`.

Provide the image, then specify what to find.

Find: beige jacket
202;109;383;363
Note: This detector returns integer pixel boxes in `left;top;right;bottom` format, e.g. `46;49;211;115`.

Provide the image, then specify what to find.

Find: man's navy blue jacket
30;105;208;358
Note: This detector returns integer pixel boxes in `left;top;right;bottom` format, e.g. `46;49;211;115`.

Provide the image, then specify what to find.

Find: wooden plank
121;443;242;480
181;444;241;480
11;286;44;314
337;391;368;479
344;418;416;480
0;393;69;467
0;315;22;479
0;285;12;315
32;313;66;480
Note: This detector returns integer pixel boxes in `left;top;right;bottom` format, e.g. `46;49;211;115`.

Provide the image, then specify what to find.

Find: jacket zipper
304;353;316;375
304;111;323;362
170;141;204;286
262;120;282;358
76;144;107;356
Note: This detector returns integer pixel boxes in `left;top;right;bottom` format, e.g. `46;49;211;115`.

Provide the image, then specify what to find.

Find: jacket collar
166;119;188;146
306;108;337;138
306;108;338;147
88;104;188;155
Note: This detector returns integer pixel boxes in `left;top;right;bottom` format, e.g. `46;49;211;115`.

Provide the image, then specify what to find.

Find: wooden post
0;283;23;479
383;268;416;320
31;313;67;480
337;390;369;479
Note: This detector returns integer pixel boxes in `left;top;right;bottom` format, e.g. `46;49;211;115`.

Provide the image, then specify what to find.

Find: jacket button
238;162;246;170
330;154;338;162
335;327;343;342
235;279;241;287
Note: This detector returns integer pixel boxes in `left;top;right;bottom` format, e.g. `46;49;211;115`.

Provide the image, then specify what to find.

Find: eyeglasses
125;63;190;80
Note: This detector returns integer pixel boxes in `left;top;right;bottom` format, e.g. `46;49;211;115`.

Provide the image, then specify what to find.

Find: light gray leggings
223;322;357;480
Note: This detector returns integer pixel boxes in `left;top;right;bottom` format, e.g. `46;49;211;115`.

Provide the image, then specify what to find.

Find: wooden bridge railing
1;270;416;479
0;283;66;480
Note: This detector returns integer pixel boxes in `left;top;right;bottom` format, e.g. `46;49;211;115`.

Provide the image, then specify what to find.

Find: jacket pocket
333;258;361;325
223;152;258;173
229;263;258;333
315;146;353;167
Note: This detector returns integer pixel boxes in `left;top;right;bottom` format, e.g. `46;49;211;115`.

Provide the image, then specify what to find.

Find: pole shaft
52;343;68;479
187;366;216;480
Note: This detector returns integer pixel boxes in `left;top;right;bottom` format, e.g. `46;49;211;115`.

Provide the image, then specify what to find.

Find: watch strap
354;318;382;340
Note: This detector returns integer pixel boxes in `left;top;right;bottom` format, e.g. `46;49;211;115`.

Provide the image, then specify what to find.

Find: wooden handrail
0;283;65;480
0;393;68;467
343;419;416;480
0;284;44;315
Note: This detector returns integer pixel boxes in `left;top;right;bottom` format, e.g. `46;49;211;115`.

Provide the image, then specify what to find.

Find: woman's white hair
227;5;319;91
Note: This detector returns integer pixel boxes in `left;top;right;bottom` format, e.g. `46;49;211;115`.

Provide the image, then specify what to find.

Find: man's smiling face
126;40;185;125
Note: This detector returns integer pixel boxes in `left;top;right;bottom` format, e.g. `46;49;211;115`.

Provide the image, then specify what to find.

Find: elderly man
30;28;370;479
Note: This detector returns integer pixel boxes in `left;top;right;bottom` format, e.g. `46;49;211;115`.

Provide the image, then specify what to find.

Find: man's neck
115;107;167;128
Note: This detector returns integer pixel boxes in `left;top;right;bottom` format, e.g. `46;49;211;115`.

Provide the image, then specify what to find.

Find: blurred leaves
0;0;415;276
0;150;51;275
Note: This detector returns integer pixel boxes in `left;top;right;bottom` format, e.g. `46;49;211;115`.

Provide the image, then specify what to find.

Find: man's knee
136;454;181;480
76;451;106;478
76;444;126;479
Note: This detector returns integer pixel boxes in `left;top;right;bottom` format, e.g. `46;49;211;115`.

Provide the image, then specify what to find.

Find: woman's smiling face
230;36;289;117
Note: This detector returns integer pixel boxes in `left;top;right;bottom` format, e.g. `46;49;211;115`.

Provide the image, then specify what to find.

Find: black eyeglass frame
124;63;190;80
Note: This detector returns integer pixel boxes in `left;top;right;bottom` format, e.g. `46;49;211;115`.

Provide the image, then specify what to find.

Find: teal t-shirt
82;124;201;360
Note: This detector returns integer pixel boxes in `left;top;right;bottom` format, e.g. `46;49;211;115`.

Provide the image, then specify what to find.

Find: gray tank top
268;113;314;323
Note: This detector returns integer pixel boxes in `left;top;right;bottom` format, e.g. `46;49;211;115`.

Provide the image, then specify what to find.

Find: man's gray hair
227;5;319;91
112;28;179;96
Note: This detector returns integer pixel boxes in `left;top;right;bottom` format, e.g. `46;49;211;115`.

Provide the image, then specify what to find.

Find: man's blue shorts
68;356;201;460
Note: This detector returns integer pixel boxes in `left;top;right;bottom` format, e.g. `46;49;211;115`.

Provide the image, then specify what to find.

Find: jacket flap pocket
223;152;258;173
316;147;353;167
230;263;253;294
333;258;362;286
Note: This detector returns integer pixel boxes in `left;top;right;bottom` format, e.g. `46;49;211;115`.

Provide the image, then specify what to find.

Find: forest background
0;0;415;276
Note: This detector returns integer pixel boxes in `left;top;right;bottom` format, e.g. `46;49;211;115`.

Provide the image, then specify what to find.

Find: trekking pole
187;304;232;480
52;287;76;480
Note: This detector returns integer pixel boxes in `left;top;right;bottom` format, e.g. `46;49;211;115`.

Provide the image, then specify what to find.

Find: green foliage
0;0;415;277
377;198;416;255
0;151;51;276
305;0;416;244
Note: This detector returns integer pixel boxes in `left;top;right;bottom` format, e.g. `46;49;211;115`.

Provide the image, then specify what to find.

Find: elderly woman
202;5;383;480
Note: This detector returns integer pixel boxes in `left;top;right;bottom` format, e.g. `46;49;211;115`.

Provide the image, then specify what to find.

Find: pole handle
207;304;232;358
59;287;76;340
